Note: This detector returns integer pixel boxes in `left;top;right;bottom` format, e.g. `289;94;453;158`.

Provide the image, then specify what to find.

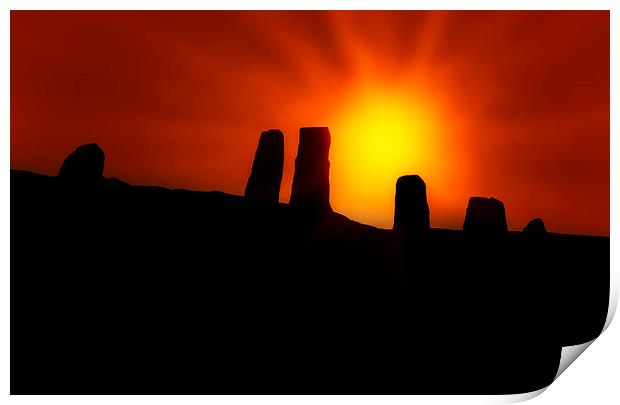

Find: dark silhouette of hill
11;131;609;395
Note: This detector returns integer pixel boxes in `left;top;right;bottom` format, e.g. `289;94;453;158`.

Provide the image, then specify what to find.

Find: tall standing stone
58;143;105;184
244;129;284;204
463;196;508;233
393;175;430;231
289;127;332;212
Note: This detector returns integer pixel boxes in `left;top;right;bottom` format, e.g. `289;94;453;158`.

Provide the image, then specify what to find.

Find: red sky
10;11;609;236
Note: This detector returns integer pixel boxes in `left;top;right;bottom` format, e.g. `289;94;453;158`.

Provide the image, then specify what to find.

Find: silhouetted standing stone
58;143;105;184
244;129;284;204
289;127;332;212
393;175;430;231
463;197;507;233
523;218;546;235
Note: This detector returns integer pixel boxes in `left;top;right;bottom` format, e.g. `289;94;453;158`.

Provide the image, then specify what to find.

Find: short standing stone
463;196;508;233
523;218;546;235
289;127;332;212
244;129;284;204
393;175;430;231
58;143;105;184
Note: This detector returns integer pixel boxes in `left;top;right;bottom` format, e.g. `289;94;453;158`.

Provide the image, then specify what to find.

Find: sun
329;83;443;228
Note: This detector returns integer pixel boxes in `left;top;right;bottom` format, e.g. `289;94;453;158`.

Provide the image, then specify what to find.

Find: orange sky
10;11;609;236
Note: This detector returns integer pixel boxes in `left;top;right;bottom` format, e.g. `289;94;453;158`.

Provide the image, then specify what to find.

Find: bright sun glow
330;83;444;229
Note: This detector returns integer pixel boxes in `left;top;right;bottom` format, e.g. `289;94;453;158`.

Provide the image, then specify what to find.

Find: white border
2;1;617;404
0;0;615;11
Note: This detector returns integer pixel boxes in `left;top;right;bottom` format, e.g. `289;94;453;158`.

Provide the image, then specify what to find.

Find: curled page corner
554;340;595;381
488;340;597;404
548;268;617;386
497;387;547;403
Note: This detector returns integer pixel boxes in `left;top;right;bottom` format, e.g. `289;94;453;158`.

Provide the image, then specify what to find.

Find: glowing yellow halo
329;84;442;229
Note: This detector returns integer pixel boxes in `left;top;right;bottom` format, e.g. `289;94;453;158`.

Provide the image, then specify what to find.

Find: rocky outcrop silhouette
463;196;507;233
289;127;332;212
524;218;547;235
244;129;284;204
58;143;105;184
393;175;430;231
